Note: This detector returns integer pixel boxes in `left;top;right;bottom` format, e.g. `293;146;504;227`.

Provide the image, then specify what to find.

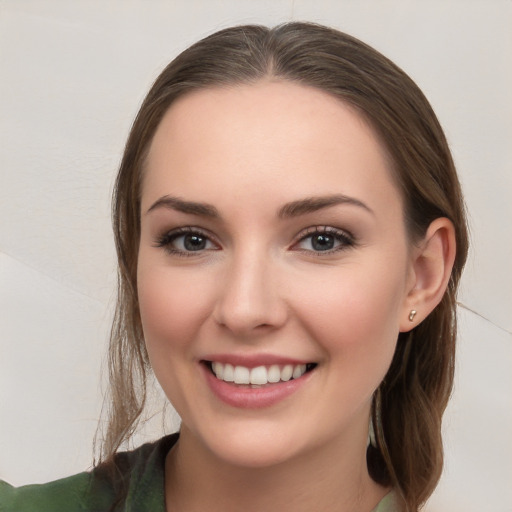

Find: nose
213;249;288;337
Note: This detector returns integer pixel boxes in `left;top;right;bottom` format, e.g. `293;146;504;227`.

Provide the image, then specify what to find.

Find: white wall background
1;1;510;510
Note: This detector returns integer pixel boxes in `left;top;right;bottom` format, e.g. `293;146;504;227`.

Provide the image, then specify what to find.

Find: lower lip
202;364;313;409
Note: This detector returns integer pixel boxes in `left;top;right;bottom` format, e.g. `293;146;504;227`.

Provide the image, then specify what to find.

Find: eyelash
292;226;356;255
154;225;356;257
154;227;219;257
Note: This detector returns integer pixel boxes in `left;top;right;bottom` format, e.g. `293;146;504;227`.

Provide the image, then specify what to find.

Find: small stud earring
409;310;417;322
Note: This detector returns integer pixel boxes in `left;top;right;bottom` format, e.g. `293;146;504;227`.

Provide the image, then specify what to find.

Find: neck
164;427;389;512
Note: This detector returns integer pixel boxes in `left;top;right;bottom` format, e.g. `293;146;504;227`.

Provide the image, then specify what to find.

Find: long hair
98;22;469;511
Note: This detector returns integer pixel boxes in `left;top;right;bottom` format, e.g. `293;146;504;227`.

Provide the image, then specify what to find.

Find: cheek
290;265;405;366
137;264;212;354
136;264;209;419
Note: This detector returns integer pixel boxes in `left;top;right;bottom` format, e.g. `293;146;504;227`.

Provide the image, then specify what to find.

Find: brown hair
98;22;468;511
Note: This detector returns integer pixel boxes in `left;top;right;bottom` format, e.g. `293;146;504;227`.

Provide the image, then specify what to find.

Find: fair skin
137;81;455;512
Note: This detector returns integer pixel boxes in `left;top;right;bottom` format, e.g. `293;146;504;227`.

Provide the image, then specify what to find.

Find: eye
293;226;355;254
155;227;219;255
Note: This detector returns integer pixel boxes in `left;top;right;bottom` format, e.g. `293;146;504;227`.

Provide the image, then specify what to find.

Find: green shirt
0;434;399;511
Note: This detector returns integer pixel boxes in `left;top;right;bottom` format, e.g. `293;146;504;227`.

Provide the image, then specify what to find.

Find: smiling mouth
203;361;317;387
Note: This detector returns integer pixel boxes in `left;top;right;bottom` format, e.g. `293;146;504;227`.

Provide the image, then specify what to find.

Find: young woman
0;22;468;512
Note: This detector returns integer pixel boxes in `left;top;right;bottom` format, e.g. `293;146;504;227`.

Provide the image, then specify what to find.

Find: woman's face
138;81;415;468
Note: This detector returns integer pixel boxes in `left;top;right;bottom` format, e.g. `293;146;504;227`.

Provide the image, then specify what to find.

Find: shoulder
0;472;103;512
0;434;178;512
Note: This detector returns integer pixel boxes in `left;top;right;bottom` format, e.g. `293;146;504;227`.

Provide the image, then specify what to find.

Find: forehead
142;81;401;217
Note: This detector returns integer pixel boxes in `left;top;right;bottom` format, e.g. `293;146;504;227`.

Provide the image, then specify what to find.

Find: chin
192;420;309;469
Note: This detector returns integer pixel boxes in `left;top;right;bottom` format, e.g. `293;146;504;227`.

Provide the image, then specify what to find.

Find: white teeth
267;365;281;383
281;364;293;382
223;363;234;382
250;366;268;385
233;366;250;384
293;364;307;379
212;361;223;380
211;362;311;385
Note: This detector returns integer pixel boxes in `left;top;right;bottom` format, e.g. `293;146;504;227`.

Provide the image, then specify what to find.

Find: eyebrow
278;194;374;218
146;195;220;218
145;193;373;219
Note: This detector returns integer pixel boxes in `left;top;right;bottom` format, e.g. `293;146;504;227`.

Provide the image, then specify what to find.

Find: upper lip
200;353;314;368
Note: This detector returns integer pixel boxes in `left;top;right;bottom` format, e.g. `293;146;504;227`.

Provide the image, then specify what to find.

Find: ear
400;218;456;332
